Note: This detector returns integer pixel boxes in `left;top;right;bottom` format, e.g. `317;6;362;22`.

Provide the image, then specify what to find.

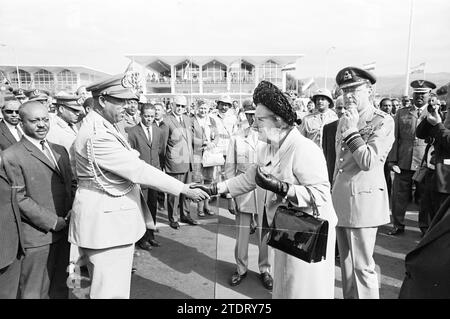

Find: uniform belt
77;179;99;189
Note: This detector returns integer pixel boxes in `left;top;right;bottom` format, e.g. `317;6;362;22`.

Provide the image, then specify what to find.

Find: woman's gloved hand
255;166;289;197
190;183;218;196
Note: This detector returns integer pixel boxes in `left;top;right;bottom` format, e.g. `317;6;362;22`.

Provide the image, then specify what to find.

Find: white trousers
234;212;270;275
336;227;379;299
81;244;134;299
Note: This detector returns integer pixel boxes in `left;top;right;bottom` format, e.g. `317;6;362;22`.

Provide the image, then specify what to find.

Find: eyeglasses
175;104;186;108
3;110;19;114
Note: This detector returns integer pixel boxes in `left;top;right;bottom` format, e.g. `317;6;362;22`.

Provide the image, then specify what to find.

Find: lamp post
404;0;415;96
324;46;336;89
0;43;21;88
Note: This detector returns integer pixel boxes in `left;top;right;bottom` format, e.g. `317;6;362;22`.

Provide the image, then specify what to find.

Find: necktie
40;140;58;170
15;126;23;140
147;126;152;143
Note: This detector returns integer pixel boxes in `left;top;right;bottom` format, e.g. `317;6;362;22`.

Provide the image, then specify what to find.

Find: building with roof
0;65;110;94
125;54;303;101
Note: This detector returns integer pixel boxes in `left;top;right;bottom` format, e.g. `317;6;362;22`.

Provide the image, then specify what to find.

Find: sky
0;0;449;78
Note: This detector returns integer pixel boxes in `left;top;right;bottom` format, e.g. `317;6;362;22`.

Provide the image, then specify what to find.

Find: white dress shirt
4;121;23;141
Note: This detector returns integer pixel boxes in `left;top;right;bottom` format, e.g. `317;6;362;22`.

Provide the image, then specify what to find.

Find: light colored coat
226;128;337;298
332;107;395;227
46;115;78;177
225;127;259;213
68;111;185;249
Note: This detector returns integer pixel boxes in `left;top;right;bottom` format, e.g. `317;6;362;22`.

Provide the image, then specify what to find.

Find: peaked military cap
410;80;436;93
336;67;376;89
174;95;187;106
312;88;334;107
12;88;26;98
54;95;84;111
87;71;142;100
26;89;50;101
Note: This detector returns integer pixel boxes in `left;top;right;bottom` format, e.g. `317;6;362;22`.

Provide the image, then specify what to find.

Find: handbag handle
304;186;320;218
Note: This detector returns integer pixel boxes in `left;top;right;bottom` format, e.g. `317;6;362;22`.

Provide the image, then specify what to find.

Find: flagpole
404;0;414;96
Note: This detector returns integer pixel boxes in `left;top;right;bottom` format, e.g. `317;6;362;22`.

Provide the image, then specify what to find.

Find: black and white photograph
0;0;450;304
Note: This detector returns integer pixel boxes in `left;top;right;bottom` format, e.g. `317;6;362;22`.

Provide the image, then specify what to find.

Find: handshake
189;166;290;198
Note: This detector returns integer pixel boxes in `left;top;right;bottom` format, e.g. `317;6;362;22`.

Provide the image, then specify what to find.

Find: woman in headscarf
192;81;337;298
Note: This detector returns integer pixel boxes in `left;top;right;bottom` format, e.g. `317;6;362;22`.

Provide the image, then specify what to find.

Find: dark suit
0;166;24;298
0;120;19;151
2;137;74;299
399;196;450;298
128;123;163;231
164;114;194;223
155;119;169;208
388;106;428;230
322;119;338;186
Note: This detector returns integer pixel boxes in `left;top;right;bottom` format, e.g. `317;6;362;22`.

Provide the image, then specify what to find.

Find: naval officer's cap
87;71;142;101
410;80;436;94
336;67;376;89
54;95;85;111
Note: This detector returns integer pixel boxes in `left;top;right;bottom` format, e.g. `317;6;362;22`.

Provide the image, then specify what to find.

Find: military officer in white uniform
332;67;395;299
68;72;209;299
299;88;338;148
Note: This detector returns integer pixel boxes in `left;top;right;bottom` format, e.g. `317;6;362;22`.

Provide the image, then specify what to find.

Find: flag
410;62;425;74
183;61;190;80
301;78;315;92
363;62;376;72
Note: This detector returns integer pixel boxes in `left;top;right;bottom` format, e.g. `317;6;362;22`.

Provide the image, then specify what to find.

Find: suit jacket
69;111;185;249
399;196;450;298
0;166;24;269
128;123;163;188
155;119;169;170
388;105;427;171
0;120;19;151
322;119;338;186
2;137;74;248
332;107;395;227
416;121;450;194
192;115;218;163
164;114;194;174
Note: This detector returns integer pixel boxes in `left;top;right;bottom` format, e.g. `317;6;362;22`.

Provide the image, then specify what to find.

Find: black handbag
267;187;329;263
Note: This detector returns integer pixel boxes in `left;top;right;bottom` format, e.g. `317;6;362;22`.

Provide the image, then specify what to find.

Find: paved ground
71;197;422;299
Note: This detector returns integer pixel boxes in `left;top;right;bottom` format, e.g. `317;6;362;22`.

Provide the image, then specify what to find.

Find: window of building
202;60;226;83
259;60;281;84
10;69;32;88
229;60;254;84
175;61;199;83
57;69;78;88
34;69;54;89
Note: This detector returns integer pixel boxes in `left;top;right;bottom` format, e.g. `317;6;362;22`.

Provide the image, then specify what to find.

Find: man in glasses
164;95;198;229
0;92;23;151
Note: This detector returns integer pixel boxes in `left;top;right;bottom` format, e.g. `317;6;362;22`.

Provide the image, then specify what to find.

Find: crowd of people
0;66;449;299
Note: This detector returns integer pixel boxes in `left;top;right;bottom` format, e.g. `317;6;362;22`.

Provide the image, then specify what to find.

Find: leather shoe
137;240;153;251
230;271;247;286
197;211;206;218
169;221;180;229
388;227;404;236
180;216;199;225
259;272;273;291
148;239;161;247
204;208;214;216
